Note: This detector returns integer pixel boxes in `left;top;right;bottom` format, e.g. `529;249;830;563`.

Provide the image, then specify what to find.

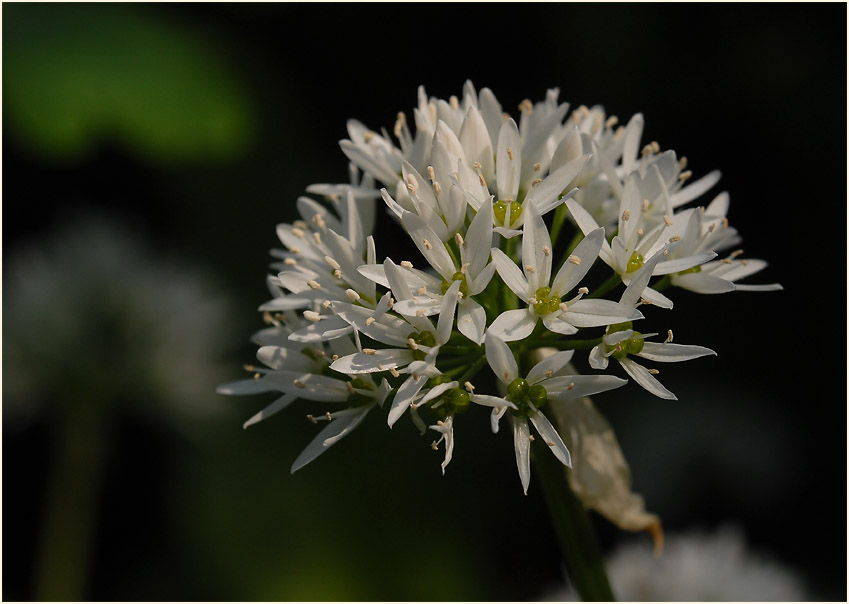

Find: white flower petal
672;272;736;294
545;374;628;400
485;332;519;384
521;201;552;290
330;349;414;374
618;358;677;400
388;373;427;427
528;411;572;468
552;227;605;294
491;248;530;301
291;405;373;472
488;308;537;342
562;299;643;328
400;212;456;280
525;351;575;384
496;118;521;202
636;342;716;363
243;392;298;429
512;416;532;495
457;299;487;345
541;313;579;335
670;169;722;208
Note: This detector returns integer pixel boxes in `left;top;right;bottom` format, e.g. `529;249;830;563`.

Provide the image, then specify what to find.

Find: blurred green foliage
3;3;254;163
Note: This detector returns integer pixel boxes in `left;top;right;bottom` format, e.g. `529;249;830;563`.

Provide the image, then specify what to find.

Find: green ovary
533;286;561;315
626;251;645;273
605;322;645;360
677;265;702;276
507;377;547;416
494;200;523;227
441;271;470;296
408;330;437;360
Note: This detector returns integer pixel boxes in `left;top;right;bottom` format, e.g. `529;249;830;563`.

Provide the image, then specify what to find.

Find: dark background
3;2;846;601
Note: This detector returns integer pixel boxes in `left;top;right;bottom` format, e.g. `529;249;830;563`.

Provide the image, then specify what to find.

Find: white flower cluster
219;82;780;494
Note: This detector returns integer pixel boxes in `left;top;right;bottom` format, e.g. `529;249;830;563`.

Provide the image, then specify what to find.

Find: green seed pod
449;388;471;413
626;251;645;273
507;377;529;400
528;384;547;407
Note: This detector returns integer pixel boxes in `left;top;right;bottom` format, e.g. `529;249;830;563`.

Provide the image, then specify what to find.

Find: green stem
653;274;672;293
588;273;622;299
531;438;616;601
35;397;110;601
456;354;488;386
550;202;570;244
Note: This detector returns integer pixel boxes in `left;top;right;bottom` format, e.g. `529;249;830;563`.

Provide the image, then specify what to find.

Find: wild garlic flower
221;81;780;513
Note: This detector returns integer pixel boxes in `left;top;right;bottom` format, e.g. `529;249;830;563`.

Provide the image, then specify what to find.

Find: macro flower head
220;81;781;524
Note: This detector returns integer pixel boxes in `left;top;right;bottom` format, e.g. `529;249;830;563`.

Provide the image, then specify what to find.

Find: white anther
389;367;401;378
528;297;538;305
637;228;644;236
721;217;729;229
642;199;650;212
578;286;589;295
333;269;342;279
331;354;339;361
365;316;376;326
303;310;321;322
284;258;297;266
460;262;470;273
345;289;360;301
533;162;542;172
666;329;673;343
345;382;355;394
566;382;575;390
669;235;681;243
362;348;377;355
427;165;435;180
506;147;514;161
292;227;306;239
531;178;542;187
721;258;733;264
306;280;321;290
455;233;465;247
449;95;460;110
464;381;475;392
325;411;333;421
394;111;406;137
293;379;306;388
622;210;631;222
306;414;317;424
568;255;581;265
680;156;688;169
417;286;428;295
559;302;569;312
432;181;442;195
289;246;301;254
479;173;487;187
363;130;375;143
313;232;322;245
524;265;536;273
322;300;332;309
422;238;432;250
729;249;744;259
528;434;535;442
519;99;533;114
648;368;660;375
324;255;341;270
679;170;693;181
408;338;418;350
605;115;619;128
544;370;554;378
651;141;660;153
663;215;673;227
416;309;425;317
313;214;326;229
400;261;413;269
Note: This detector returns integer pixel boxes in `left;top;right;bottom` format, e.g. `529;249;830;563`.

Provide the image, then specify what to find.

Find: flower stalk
531;436;615;601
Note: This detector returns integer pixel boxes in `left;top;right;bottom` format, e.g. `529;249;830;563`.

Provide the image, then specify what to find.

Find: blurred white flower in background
4;213;236;431
544;524;809;601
